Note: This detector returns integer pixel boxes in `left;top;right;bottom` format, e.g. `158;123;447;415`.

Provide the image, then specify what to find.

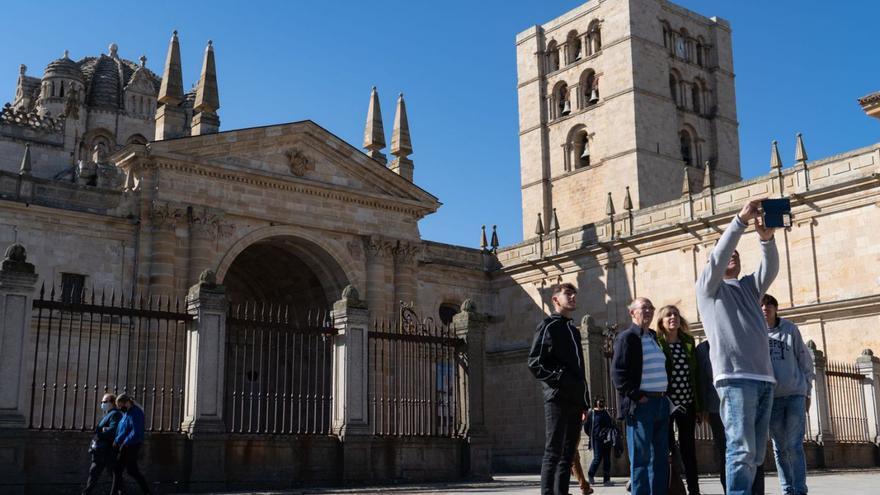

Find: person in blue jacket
111;394;151;494
82;393;123;494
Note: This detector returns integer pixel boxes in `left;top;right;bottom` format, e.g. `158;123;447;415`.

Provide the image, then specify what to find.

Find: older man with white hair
612;297;669;495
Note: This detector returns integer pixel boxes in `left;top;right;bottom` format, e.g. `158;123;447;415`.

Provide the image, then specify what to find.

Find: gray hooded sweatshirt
768;317;814;398
696;216;779;384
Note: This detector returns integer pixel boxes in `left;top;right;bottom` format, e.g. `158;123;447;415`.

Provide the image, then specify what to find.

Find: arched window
676;29;688;59
567;30;581;64
59;81;65;98
696;37;705;67
579;70;598;108
679;129;693;166
438;302;459;326
546;41;560;72
691;83;700;114
661;21;673;54
669;72;679;107
554;82;570;118
588;21;602;55
575;131;591;169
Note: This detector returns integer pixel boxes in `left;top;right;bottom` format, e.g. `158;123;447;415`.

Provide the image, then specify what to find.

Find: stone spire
605;192;615;216
795;133;808;165
702;160;714;191
534;213;544;236
363;87;387;163
490;225;499;251
681;166;691;196
158;31;183;105
480;225;488;250
155;31;186;140
548;208;559;232
623;186;633;212
192;40;220;136
770;140;782;170
390;93;413;181
19;144;31;176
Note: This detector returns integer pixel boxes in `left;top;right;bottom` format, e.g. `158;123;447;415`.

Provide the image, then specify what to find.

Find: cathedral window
567;31;581;64
579;70;598;108
691;83;700;113
546;41;560;72
696;37;705;67
587;21;602;55
669;72;680;107
438;302;459;326
61;273;85;304
680;130;694;166
553;82;570;118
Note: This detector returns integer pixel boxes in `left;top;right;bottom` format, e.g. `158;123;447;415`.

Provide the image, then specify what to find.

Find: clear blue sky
3;1;877;248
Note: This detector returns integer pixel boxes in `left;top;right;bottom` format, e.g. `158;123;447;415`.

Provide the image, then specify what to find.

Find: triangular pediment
145;120;439;211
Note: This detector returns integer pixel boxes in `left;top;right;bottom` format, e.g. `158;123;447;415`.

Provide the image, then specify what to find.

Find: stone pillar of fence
808;341;835;444
453;299;492;479
856;348;880;444
182;269;228;434
0;243;38;429
0;243;38;492
331;285;372;480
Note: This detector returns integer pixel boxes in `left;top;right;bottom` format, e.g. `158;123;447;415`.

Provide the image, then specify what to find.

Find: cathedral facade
1;0;878;478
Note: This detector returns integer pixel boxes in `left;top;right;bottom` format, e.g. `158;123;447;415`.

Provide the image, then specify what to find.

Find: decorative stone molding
1;243;34;274
285;148;313;177
0;103;65;133
393;241;421;265
364;235;395;258
190;206;235;240
149;200;186;229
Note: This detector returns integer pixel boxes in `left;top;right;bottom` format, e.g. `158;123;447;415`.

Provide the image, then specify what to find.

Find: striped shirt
640;333;668;392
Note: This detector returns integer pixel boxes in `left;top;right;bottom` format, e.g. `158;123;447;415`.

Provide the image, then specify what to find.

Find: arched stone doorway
222;235;350;313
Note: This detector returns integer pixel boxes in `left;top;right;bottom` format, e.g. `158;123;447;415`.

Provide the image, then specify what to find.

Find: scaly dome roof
75;45;161;110
43;51;83;81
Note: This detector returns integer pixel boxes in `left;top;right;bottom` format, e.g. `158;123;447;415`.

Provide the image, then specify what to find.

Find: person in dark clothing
612;297;670;495
695;340;764;495
82;393;123;494
528;282;591;495
584;396;614;487
111;394;151;494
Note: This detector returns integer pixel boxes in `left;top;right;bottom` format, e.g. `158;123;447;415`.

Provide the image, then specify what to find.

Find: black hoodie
527;313;589;407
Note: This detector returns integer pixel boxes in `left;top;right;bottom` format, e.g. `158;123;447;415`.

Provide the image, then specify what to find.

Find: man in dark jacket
612;297;669;495
82;393;123;494
528;283;590;495
111;394;151;494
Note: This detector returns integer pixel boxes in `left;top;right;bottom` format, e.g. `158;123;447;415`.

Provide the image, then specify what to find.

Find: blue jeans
769;395;808;495
717;379;774;495
626;396;670;495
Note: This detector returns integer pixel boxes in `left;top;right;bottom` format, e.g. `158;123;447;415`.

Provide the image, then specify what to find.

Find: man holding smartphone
696;199;778;495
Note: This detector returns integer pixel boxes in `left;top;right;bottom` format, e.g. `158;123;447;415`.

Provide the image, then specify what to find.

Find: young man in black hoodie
528;283;591;495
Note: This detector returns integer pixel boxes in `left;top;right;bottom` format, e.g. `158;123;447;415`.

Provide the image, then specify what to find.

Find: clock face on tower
675;38;686;58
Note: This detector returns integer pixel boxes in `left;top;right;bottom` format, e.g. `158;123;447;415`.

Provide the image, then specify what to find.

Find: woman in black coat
584;396;615;486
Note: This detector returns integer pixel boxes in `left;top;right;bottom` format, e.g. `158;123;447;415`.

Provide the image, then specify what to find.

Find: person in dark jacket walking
111;394;151;494
584;396;615;486
612;297;669;495
82;393;123;494
528;282;591;495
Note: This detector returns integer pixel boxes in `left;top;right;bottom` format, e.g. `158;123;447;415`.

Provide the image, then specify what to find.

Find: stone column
808;341;834;444
393;241;418;309
856;349;880;444
0;243;38;494
453;299;492;479
331;286;374;480
364;236;392;319
0;243;38;428
182;270;228;434
148;201;184;297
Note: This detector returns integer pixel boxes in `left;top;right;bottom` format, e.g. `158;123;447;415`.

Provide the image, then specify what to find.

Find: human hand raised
737;199;763;224
755;215;776;241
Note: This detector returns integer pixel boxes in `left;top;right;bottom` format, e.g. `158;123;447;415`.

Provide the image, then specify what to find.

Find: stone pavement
206;470;880;494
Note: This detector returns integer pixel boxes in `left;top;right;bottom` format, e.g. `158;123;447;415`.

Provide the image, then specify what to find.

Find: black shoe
603;480;614;487
588;475;595;485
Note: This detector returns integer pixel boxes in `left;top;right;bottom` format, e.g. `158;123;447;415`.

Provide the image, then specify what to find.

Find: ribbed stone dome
43;52;83;81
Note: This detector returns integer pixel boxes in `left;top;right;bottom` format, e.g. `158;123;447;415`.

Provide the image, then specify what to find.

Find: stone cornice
118;151;438;220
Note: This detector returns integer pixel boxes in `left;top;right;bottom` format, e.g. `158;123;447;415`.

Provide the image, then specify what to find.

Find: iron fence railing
225;303;336;435
29;285;190;432
367;307;466;437
826;360;870;443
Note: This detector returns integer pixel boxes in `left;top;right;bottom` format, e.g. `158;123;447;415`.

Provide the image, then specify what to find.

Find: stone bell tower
516;0;741;239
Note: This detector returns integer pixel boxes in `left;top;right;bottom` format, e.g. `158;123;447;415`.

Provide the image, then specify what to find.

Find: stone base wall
0;431;468;494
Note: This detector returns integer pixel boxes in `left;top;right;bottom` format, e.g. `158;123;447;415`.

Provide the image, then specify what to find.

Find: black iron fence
826;360;869;443
29;285;190;432
225;303;336;435
367;307;466;437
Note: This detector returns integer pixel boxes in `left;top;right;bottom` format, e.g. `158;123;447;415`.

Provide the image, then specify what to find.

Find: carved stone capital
364;235;395;258
393;241;421;265
189;206;235;240
149;200;186;229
